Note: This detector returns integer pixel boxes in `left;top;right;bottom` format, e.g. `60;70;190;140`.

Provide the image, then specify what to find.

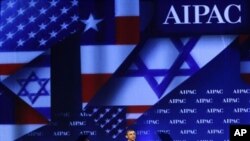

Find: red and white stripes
126;105;151;125
240;61;250;83
81;45;135;107
115;0;140;44
81;0;140;108
0;51;43;81
238;35;250;83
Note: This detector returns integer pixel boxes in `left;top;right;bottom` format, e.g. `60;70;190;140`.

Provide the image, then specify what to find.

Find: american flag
0;0;81;80
84;106;126;139
80;0;144;127
80;0;139;107
79;0;156;138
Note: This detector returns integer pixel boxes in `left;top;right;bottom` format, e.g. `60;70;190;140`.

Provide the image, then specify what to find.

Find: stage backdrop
0;0;250;141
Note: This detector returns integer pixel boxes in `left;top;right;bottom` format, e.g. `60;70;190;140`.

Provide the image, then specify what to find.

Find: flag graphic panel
80;0;140;108
0;54;49;141
239;37;250;84
2;51;51;121
0;0;249;141
0;0;81;79
89;35;237;125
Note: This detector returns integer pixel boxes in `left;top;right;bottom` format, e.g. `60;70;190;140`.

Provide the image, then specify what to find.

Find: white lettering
169;119;187;124
194;5;210;24
180;129;197;134
163;6;181;24
223;98;240;103
196;119;213;124
206;89;223;94
145;120;160;125
224;4;241;24
156;109;171;114
234;129;247;136
223;119;240;124
233;89;250;94
163;4;242;25
180;108;197;114
183;5;191;24
207;108;224;113
207;5;225;24
207;129;224;134
180;89;197;94
234;108;250;113
196;98;213;103
169;99;186;104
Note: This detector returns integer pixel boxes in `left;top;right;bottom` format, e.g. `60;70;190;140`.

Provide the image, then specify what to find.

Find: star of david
17;71;50;104
123;37;200;98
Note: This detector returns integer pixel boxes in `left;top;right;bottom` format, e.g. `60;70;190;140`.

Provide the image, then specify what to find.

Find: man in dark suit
125;129;136;141
76;135;89;141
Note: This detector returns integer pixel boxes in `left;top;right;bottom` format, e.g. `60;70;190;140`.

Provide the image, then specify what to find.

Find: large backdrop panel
0;0;250;141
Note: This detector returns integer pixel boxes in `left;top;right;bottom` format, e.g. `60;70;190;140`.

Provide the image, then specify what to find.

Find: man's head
76;135;89;141
125;129;136;141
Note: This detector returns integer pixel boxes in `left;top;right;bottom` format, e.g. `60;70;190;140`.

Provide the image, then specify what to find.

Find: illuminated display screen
0;0;250;141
